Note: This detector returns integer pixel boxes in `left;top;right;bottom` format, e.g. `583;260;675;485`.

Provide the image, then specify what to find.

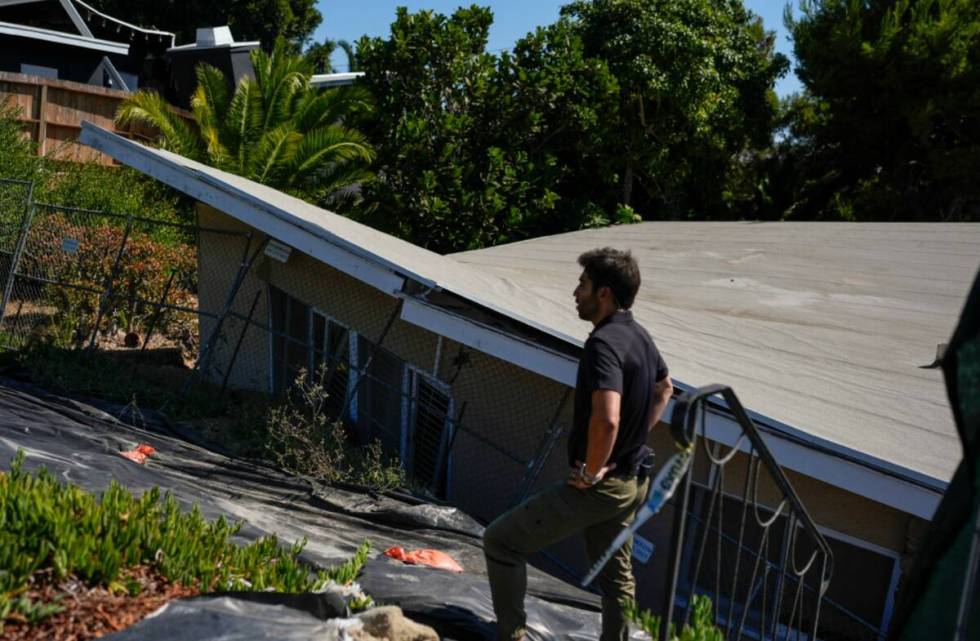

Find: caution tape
580;445;693;587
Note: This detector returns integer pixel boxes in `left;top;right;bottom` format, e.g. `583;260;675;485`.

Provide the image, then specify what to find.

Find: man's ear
597;285;613;303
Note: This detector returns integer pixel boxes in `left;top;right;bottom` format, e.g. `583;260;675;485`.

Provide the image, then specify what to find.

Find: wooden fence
0;71;186;166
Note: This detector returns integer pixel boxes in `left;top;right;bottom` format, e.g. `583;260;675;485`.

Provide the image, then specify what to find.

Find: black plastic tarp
0;379;602;640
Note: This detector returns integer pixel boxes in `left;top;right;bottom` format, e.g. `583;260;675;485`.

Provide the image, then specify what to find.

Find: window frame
402;364;455;498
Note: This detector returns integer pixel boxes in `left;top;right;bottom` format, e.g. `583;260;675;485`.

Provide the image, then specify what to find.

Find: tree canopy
782;0;980;221
356;1;787;253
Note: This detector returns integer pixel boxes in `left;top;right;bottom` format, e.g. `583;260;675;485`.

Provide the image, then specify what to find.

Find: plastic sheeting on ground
0;379;602;641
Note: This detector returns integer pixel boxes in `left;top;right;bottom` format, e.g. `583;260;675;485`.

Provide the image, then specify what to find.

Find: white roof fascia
400;297;579;386
0;21;128;54
167;40;261;53
402;294;943;519
58;0;92;38
81;122;436;291
310;72;365;88
78;122;405;295
688;397;942;519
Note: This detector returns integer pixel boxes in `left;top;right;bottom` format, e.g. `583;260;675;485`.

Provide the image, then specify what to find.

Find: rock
355;606;439;641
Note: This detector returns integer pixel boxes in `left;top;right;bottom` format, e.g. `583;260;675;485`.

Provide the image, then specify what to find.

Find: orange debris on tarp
119;443;156;465
383;546;464;573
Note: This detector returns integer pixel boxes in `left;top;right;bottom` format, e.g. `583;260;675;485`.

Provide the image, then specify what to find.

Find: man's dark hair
578;248;641;309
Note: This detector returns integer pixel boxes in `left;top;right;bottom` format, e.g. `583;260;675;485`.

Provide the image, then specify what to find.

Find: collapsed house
77;121;979;640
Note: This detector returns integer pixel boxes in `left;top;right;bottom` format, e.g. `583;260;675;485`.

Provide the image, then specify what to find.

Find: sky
313;1;804;97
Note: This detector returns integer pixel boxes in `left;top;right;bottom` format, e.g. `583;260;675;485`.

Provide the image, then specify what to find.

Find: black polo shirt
568;310;669;470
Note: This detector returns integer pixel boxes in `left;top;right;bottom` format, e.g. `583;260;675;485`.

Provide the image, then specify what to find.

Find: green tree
356;6;507;251
116;43;375;210
306;39;358;75
561;0;787;218
86;0;321;50
357;2;786;253
785;0;980;221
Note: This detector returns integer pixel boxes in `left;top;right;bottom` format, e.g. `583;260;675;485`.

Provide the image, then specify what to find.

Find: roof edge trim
0;20;128;54
400;297;579;386
691;400;942;519
79;122;408;296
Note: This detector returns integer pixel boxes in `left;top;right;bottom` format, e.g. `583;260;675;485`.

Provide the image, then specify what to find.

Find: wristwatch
579;463;601;486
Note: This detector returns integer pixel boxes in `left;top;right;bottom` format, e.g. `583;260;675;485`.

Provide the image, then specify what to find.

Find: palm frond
115;90;202;160
225;76;265;171
247;123;302;184
252;42;314;133
298;161;375;207
193;63;232;124
294;85;374;133
287;125;375;185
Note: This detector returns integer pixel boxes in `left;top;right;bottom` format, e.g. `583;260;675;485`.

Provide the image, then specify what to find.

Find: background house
79;121;980;640
0;0;175;91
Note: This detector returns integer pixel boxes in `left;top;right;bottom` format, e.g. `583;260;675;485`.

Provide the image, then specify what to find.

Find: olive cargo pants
483;475;650;641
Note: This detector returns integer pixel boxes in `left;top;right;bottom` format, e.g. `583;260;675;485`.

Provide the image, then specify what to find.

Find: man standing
483;247;673;641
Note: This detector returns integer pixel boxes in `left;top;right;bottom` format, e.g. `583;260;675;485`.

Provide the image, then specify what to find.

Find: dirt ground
1;566;199;641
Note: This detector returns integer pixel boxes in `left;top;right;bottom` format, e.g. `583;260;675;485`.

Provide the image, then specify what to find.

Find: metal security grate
664;385;835;641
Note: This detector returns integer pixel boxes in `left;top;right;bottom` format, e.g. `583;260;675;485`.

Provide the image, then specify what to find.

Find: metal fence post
186;234;263;390
339;298;403;420
88;214;133;350
131;268;177;378
0;181;36;330
220;289;262;393
510;389;571;507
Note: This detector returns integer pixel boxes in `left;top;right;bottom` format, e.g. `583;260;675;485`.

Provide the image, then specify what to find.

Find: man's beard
576;298;596;320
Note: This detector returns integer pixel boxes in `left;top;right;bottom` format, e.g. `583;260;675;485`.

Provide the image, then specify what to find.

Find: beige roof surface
453;223;979;485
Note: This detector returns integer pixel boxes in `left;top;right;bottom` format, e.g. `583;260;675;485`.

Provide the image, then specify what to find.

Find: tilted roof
452;222;979;485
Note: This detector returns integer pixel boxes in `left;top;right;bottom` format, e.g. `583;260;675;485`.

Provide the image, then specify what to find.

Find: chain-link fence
0;184;255;406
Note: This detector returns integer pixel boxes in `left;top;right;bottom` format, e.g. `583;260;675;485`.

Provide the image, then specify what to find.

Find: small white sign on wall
264;239;292;263
632;534;655;564
61;237;79;254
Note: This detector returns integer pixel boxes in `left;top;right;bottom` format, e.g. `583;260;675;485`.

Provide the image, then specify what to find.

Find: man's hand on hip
567;460;617;490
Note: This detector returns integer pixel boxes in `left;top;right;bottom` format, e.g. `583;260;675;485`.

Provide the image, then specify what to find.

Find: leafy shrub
35;160;191;227
0;450;372;627
18;212;196;347
266;367;405;491
622;594;723;641
0;98;41;183
0;96;192;228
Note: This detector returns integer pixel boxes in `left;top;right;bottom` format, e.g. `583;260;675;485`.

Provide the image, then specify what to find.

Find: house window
404;367;455;499
269;287;352;419
350;337;457;498
355;335;404;453
310;309;351;417
269;286;309;394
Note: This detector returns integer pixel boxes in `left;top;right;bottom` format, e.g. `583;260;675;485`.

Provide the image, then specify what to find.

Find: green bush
0;450;372;628
22;212;197;347
622;594;723;641
266;367;405;491
0;98;41;183
0;97;193;227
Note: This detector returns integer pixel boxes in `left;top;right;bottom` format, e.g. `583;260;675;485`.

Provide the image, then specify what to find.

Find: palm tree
115;42;374;208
